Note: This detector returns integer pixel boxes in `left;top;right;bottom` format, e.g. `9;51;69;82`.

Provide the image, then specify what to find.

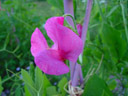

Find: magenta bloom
77;24;82;38
31;17;83;75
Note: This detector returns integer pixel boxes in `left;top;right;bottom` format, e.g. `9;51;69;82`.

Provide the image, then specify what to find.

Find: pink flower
31;17;83;75
77;24;82;38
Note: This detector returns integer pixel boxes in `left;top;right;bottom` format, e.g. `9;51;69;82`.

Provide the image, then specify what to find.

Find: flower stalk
63;0;93;88
81;0;93;47
63;0;76;83
63;0;74;28
63;0;84;87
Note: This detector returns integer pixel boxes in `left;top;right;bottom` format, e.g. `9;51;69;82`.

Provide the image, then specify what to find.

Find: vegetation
0;0;128;95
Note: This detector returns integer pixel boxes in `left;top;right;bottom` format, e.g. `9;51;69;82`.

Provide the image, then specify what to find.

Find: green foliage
83;74;113;96
46;86;58;96
29;63;35;81
107;78;117;91
22;66;69;96
101;23;127;62
0;77;3;94
58;77;68;96
21;66;52;96
21;69;37;96
24;85;31;96
47;0;63;12
15;85;22;96
0;0;42;78
0;0;128;95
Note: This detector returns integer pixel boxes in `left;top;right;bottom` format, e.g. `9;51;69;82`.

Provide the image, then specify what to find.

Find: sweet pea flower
31;17;83;75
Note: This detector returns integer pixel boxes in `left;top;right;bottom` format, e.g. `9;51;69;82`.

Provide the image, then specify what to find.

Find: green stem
120;0;128;42
0;72;20;84
95;0;106;22
4;69;38;93
95;54;104;73
3;32;10;49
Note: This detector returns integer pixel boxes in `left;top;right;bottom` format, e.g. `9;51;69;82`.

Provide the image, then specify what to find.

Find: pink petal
51;44;58;50
44;17;64;49
34;49;69;75
77;24;82;38
45;17;83;62
31;28;49;57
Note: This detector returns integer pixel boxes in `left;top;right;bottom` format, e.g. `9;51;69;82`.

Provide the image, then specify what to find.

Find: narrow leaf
35;67;44;96
21;69;37;96
58;77;68;96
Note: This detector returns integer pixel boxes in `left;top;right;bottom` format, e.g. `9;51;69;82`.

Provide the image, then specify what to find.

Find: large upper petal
31;28;49;57
44;17;64;49
44;17;83;62
34;49;69;75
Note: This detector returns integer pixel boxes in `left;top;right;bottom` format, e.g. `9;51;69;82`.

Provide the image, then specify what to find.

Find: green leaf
58;77;68;96
0;77;3;94
42;74;51;96
21;69;35;87
21;69;37;96
35;67;44;96
83;74;113;96
102;90;110;96
101;23;127;62
29;63;35;81
106;5;119;17
24;85;31;96
15;86;21;96
46;86;57;96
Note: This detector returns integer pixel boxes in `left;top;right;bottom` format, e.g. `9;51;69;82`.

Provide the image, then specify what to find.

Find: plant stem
72;64;84;86
81;0;93;47
74;0;93;87
72;64;80;86
95;54;104;73
78;0;93;87
63;0;74;28
63;0;93;87
63;0;76;83
63;1;83;87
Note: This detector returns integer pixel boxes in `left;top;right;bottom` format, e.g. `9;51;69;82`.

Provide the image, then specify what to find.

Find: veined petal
77;24;82;38
45;17;83;62
31;28;48;57
44;17;64;49
57;25;83;62
34;49;69;75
